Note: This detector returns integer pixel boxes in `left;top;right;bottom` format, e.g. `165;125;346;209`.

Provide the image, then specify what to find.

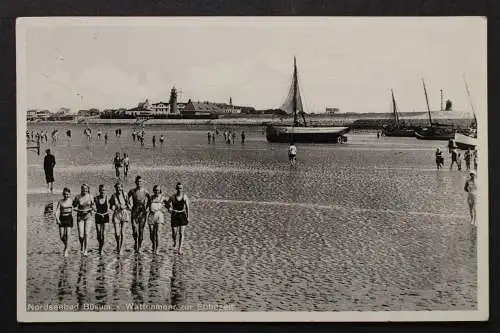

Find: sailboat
454;77;478;150
265;57;350;143
381;89;415;137
414;79;455;140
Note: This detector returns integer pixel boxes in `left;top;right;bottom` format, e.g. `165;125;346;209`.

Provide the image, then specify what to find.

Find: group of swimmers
113;152;130;179
435;145;478;171
207;129;246;145
55;176;190;257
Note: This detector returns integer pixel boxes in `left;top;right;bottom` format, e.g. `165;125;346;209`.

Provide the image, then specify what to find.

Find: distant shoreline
27;114;474;130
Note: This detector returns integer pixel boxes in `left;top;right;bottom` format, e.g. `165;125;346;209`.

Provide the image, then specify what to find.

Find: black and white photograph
17;17;488;321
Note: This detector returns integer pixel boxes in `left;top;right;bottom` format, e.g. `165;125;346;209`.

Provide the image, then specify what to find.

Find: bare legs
77;216;91;256
148;223;159;254
468;197;477;226
132;212;146;253
59;226;70;257
113;215;125;255
95;223;106;255
171;225;185;254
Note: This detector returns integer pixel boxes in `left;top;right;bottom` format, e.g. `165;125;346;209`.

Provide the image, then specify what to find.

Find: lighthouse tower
169;87;178;114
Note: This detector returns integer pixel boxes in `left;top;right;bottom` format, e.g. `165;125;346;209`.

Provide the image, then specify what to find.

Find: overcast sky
19;17;486;114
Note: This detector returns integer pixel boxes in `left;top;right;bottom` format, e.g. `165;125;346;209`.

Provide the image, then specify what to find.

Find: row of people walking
435;147;477;171
207;130;246;145
55;177;190;257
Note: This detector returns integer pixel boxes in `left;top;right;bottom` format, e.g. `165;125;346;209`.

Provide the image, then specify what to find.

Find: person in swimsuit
147;185;168;254
72;184;95;256
55;187;74;257
435;147;444;169
128;176;150;253
464;171;477;227
450;148;459;171
159;134;165;146
43;149;56;193
113;152;123;179
464;148;471;171
109;182;131;255
241;131;246;145
94;184;109;255
104;132;108;144
122;153;130;178
97;129;102;140
288;142;297;167
166;182;190;254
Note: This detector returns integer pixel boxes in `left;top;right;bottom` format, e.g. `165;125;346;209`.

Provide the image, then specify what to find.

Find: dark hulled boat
381;89;415;137
415;79;456;141
265;57;349;143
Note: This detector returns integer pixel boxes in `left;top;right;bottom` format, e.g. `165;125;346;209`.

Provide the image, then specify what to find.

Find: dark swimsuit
171;195;188;227
94;195;109;224
59;204;74;228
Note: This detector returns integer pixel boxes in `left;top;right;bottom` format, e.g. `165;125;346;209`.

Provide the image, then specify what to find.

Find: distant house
77;109;100;117
326;107;339;115
26;109;37;121
36;110;51;120
151;102;169;114
182;100;224;116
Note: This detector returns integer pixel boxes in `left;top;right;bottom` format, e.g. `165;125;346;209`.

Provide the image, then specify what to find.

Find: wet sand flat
25;124;477;311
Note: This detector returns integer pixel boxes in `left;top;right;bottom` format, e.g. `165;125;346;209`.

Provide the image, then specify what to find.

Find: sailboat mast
422;79;432;125
293;57;298;126
463;76;477;126
391;89;399;125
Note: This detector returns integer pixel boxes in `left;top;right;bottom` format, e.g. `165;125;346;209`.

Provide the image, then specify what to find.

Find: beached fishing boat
414;79;455;141
265;57;349;143
382;89;415;137
454;78;478;150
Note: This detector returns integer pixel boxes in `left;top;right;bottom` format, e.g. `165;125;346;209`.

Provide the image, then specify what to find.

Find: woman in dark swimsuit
167;182;190;254
94;184;109;255
56;188;74;257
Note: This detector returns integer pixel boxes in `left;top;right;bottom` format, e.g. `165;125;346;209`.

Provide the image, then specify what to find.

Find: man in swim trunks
464;171;477;227
109;182;131;255
113;152;123;179
122;153;130;178
128;176;150;253
147;185;168;254
72;184;95;256
159;134;165;146
166;182;190;255
43;149;56;193
94;184;110;255
55;187;74;257
288;142;297;167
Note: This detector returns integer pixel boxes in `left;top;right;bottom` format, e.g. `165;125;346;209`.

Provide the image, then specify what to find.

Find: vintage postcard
17;17;488;322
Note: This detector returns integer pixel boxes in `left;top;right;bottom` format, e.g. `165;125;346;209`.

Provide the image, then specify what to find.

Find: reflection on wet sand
112;258;123;304
170;255;185;310
57;260;70;302
130;256;145;306
148;254;161;302
95;257;107;306
76;258;88;311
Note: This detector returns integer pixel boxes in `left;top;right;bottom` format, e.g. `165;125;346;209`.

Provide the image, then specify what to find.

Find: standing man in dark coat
44;149;56;193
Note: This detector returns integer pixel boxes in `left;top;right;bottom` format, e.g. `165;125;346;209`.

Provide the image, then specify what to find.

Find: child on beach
55;188;74;257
